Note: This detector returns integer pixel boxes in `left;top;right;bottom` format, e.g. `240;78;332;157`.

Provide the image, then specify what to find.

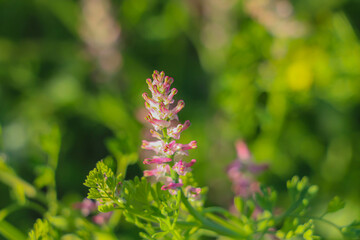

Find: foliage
28;219;56;240
84;161;124;213
84;162;360;239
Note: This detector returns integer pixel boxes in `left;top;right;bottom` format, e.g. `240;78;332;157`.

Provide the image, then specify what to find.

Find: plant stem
180;190;246;239
275;186;309;224
0;201;46;221
290;215;343;236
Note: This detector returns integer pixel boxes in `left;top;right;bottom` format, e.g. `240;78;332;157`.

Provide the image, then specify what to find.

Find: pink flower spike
141;71;199;196
235;140;251;161
143;157;172;164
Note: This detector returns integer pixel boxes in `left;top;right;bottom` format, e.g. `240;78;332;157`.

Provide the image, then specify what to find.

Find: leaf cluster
84;161;189;239
28;219;57;240
84;161;124;212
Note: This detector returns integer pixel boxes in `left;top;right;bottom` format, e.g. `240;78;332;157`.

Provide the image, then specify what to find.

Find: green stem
113;205;159;223
0;201;46;221
176;221;199;228
180;190;246;238
162;128;169;141
276;186;309;224
205;212;248;235
290;215;343;236
0;220;26;240
168;222;183;240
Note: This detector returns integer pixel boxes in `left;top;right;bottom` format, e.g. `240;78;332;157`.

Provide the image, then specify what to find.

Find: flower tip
165;77;174;85
235;140;251;160
171;88;178;94
190;141;197;148
141;140;149;149
184;120;191;127
142;92;148;99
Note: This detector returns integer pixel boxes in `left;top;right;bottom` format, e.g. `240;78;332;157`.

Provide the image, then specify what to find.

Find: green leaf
98;203;115;213
159;220;170;231
47;216;68;231
326;196;345;214
28;218;56;240
254;186;277;212
234;196;244;213
151;232;168;238
284;176;317;217
0;159;37;198
277;219;317;240
84;160;124;212
342;220;360;238
11;183;26;205
0;220;26;240
34;166;54;189
139;232;152;240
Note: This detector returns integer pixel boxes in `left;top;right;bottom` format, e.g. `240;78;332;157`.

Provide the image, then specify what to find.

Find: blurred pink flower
227;140;268;199
73;198;113;225
92;212;113;225
73;198;97;217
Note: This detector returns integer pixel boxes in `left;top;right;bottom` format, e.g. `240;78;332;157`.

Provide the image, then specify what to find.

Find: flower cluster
73;198;112;225
227;140;268;198
227;140;269;219
141;70;200;197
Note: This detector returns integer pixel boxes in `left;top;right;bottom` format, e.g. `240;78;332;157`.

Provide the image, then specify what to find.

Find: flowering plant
141;70;199;198
81;71;360;239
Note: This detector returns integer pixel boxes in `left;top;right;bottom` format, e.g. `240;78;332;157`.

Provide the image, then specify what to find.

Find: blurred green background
1;0;360;238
